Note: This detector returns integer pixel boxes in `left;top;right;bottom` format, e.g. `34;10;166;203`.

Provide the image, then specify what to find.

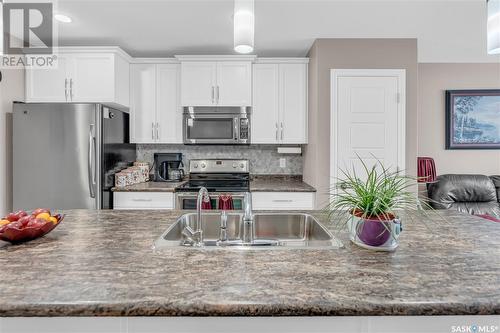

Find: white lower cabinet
113;192;174;210
252;192;315;210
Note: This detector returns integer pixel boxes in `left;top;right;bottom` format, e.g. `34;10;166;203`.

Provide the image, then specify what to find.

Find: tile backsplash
136;144;303;175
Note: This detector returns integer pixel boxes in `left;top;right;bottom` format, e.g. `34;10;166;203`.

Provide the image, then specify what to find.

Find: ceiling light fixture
234;0;254;54
487;0;500;54
54;14;72;23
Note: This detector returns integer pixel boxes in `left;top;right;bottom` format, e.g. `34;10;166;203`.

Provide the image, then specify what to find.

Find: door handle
69;78;74;101
211;86;215;104
280;122;284;141
216;86;220;104
275;123;278;141
152;122;155;141
156;122;160;141
64;78;68;101
88;124;96;198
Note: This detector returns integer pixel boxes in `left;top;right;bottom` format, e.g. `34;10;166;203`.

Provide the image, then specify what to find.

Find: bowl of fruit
0;209;64;244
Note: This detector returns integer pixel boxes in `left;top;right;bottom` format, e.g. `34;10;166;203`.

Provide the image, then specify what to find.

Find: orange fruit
49;216;58;224
36;212;51;221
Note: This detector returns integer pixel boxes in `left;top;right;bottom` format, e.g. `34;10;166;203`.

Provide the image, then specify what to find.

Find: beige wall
304;38;418;208
418;63;500;176
0;69;25;215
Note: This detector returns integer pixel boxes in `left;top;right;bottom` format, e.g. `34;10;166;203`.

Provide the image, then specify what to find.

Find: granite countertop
0;209;499;316
112;176;315;193
111;181;186;192
250;175;316;192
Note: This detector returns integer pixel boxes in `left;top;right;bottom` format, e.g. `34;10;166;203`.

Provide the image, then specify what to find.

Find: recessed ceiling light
54;14;72;23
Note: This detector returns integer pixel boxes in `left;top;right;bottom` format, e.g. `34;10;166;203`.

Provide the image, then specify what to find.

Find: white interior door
330;69;405;186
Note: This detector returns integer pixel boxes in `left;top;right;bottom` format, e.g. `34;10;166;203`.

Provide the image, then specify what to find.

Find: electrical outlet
279;158;286;168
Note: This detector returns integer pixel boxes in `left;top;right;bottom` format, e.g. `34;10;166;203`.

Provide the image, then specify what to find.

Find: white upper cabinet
130;61;182;144
252;64;280;143
25;47;130;107
130;64;156;143
279;63;307;144
216;62;252;106
178;56;254;106
180;62;216;106
252;60;308;144
156;64;182;143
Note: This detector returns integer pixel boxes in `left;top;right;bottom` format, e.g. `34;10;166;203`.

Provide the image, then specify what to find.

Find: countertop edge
1;302;498;317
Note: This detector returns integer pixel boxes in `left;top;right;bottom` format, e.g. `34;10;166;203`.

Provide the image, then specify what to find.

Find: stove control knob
240;163;245;169
193;163;199;169
200;162;206;169
232;162;238;168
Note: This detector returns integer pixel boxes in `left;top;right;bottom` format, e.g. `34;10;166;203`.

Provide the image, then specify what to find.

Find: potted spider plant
327;158;431;252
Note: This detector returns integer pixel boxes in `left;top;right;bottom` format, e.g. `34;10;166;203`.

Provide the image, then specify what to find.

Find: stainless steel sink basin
154;212;343;249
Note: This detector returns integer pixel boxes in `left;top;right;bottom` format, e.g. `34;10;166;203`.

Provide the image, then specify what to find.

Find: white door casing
330;69;406;192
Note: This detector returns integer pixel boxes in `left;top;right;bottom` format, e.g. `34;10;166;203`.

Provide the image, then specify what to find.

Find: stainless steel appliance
175;159;249;210
13;102;136;210
153;153;185;182
183;106;250;144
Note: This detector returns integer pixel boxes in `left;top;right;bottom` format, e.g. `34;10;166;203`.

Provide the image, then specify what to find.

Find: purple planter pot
356;218;392;247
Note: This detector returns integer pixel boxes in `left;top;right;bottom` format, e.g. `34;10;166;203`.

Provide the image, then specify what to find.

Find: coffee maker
154;153;185;182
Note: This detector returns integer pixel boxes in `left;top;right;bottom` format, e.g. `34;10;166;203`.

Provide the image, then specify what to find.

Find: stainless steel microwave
183;106;250;144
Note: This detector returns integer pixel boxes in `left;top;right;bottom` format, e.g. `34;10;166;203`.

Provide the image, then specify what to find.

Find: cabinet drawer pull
132;198;153;202
272;199;293;203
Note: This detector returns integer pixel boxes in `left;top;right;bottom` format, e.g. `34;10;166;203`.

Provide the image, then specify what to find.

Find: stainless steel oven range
175;159;249;210
183;106;250;145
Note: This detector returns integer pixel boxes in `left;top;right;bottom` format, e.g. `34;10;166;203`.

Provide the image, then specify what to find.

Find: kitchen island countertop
0;209;499;316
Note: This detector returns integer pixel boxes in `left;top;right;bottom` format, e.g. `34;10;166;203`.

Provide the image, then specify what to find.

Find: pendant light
234;0;254;54
488;0;500;54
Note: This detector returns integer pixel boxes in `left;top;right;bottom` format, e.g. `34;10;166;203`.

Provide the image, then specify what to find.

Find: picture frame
445;89;500;149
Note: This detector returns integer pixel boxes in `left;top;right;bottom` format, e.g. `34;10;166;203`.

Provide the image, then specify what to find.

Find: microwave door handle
234;118;239;141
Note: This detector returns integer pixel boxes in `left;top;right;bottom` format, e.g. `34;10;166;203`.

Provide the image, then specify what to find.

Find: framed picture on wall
446;89;500;149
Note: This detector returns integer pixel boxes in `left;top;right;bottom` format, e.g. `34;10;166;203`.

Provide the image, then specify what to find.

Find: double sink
154;212;343;249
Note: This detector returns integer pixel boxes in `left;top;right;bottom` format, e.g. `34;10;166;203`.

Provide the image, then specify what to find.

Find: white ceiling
54;0;500;62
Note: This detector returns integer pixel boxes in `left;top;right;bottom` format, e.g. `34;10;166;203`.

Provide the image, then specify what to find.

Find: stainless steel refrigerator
13;102;136;210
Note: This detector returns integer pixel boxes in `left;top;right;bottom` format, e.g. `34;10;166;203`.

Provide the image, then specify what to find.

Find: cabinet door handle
64;78;68;101
152;122;155;140
131;198;152;202
156;123;160;141
211;86;215;104
69;78;74;101
216;86;220;104
272;199;293;203
275;123;278;141
280;122;284;141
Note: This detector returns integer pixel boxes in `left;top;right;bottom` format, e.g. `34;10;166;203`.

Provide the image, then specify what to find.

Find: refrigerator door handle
88;124;96;198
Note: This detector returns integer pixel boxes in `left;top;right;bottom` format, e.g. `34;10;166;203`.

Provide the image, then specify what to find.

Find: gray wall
418;63;500;175
137;144;303;175
304;38;418;208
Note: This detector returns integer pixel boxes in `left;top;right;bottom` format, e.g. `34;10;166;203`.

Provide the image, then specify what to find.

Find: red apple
31;208;51;217
27;218;47;228
18;215;34;227
7;221;23;229
5;210;28;222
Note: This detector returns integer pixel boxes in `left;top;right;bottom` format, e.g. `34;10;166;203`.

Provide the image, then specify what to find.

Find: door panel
252;64;279;143
157;64;182;143
180;62;216;106
71;54;115;102
336;75;401;180
25;56;69;102
216;61;252;106
130;64;157;143
13;104;97;210
279;64;307;144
